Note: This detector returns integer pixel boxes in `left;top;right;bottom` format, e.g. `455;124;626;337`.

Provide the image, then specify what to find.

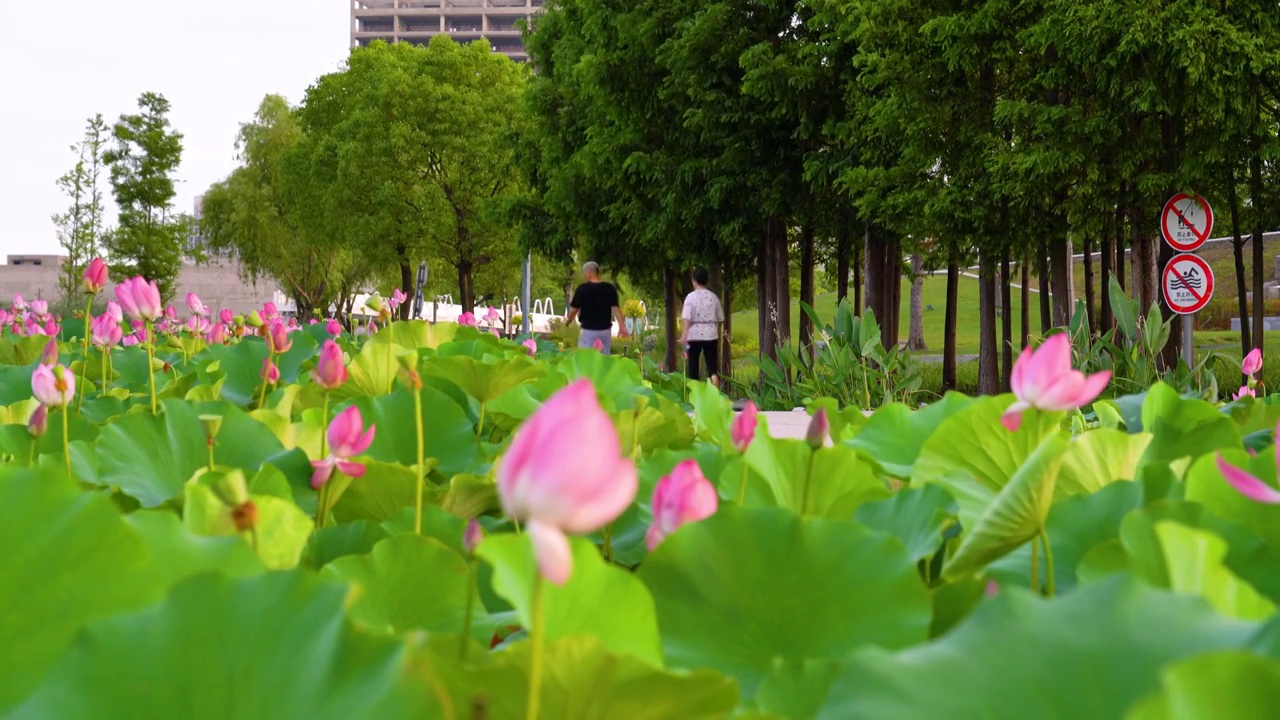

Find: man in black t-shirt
565;261;629;353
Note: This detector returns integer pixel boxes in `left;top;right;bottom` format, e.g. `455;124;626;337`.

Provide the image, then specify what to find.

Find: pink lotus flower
186;293;210;317
260;357;279;384
32;364;75;407
266;321;292;354
1001;333;1110;432
219;308;234;325
311;406;376;489
12;294;26;311
457;312;477;327
186;315;210;335
114;277;163;321
262;301;279;320
206;323;227;345
91;314;122;348
522;338;537;356
25;319;46;336
1234;386;1257;401
42;320;59;337
29;300;48;319
646;459;718;550
1244;348;1263;377
1215;434;1280;504
38;338;58;366
82;257;108;294
484;307;501;324
107;300;123;323
27;404;48;438
390;288;407;309
463;518;484;555
164;305;177;322
325;318;342;336
122;333;140;347
731;401;759;453
312;340;348;391
592;338;604;352
806;408;830;449
497;379;637;585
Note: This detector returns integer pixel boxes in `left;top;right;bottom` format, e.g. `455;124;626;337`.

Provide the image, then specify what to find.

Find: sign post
413;261;427;320
1159;194;1214;367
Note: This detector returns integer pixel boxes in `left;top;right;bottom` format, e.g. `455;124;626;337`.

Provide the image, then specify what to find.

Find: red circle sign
1161;193;1214;252
1162;253;1214;314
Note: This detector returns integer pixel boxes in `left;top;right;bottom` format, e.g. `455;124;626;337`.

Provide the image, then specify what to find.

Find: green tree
52;114;109;304
297;38;529;315
200;95;366;319
104;92;189;301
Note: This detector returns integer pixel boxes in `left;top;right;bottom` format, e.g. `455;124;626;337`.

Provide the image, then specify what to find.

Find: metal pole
1182;314;1194;365
521;252;532;336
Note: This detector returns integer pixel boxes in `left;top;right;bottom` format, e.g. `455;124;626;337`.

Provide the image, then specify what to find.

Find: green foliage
103;92;189;301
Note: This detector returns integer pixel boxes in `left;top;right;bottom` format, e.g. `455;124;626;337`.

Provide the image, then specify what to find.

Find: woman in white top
680;268;726;384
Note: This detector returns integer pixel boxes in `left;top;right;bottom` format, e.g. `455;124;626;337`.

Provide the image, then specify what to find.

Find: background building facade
351;0;541;62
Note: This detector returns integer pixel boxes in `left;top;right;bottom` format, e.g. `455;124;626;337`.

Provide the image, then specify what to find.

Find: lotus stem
1030;536;1040;594
60;399;71;480
1040;527;1056;598
737;461;749;505
78;294;92;413
145;321;157;415
414;387;426;534
459;560;476;661
800;450;817;516
525;573;546;720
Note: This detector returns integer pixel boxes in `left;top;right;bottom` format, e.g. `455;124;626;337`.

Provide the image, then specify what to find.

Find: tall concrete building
350;0;542;62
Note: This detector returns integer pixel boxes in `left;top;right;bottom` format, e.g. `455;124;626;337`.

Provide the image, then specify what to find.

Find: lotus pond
7;295;1280;719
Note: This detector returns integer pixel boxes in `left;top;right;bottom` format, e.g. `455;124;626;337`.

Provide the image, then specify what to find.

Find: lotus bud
27;405;48;438
806;408;829;450
463;518;484;556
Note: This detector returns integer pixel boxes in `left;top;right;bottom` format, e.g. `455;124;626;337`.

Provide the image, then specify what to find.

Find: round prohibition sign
1162;253;1214;315
1161;193;1214;252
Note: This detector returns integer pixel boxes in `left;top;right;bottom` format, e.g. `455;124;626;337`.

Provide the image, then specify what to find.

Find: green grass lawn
733;274;1022;355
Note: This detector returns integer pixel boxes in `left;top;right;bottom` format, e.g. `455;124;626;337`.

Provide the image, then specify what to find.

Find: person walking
565;261;628;353
680;268;726;385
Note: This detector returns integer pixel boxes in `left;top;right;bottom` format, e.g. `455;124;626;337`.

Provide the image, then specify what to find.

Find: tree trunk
1230;171;1251;359
1020;260;1030;348
758;225;777;361
1132;207;1157;314
978;251;1000;395
907;254;926;351
399;260;413;320
1049;233;1073;327
943;259;959;391
864;224;883;324
1000;250;1012;391
1082;235;1095;335
1115;193;1127;294
771;216;791;348
722;274;733;380
1038;244;1051;333
836;208;852;303
663;267;679;372
800;222;815;361
887;239;902;348
1101;213;1113;335
1250;112;1265;360
853;229;863;317
456;261;475;314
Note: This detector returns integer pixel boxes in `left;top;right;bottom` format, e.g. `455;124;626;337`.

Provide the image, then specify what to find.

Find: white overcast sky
0;0;351;259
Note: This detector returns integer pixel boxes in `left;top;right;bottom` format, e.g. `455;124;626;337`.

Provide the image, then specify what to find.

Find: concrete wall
0;255;279;315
